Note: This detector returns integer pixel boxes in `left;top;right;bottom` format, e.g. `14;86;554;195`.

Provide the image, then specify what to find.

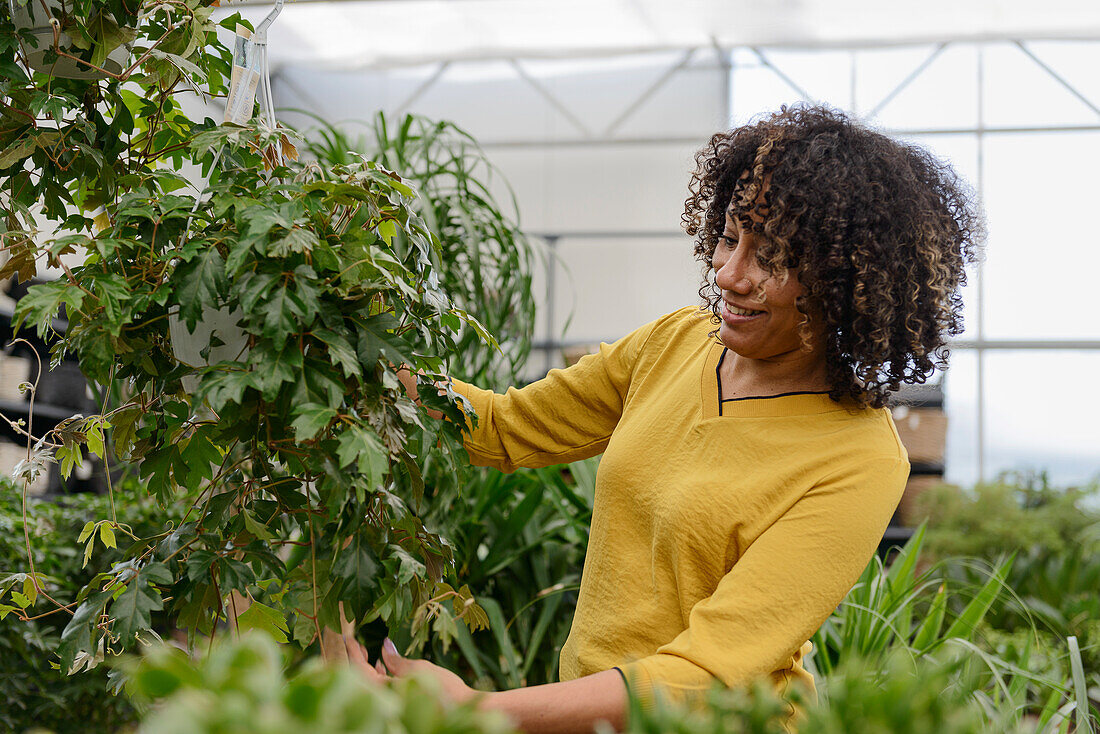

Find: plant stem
309;513;322;648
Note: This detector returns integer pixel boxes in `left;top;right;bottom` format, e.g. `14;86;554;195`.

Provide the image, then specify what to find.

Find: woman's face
712;199;821;362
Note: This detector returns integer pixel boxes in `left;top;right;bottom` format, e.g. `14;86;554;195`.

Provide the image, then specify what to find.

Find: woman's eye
719;234;737;247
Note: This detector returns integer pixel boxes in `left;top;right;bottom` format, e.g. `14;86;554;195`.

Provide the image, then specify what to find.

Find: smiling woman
346;102;986;734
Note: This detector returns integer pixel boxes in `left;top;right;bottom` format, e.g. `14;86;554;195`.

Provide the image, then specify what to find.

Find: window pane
943;352;980;487
865;44;979;131
982;351;1100;486
982;42;1100;128
982;131;1100;340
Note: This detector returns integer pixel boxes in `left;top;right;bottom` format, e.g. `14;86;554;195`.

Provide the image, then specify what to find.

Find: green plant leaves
291;403;337;440
0;136;35;169
336;426;389;488
175;247;228;331
236;601;290;643
333;533;379;620
111;563;171;644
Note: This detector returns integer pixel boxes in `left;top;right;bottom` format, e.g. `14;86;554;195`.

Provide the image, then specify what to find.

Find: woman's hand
396;366;449;421
343;634;477;706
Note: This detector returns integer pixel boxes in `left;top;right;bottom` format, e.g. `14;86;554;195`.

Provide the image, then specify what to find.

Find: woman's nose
715;249;755;294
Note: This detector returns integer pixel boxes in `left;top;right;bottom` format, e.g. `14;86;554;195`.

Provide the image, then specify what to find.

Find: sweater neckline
700;343;849;418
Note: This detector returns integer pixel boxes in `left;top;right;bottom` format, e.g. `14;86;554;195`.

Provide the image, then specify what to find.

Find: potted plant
1;0;491;683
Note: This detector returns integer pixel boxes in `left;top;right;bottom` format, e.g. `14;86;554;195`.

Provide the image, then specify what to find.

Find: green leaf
78;520;97;544
176;248;228;330
1068;635;1090;734
99;522;117;549
176;582;219;644
333;533;378;618
911;583;948;650
181;430;222;484
111;568;166;643
22;575;38;606
256;340;302;398
400;453;424;509
0;136;36;169
242;510;273;541
82;538;95;569
236;601;289;643
216;557;255;594
198;368;259;412
238;205;293;248
85;417;110;459
94;273;132;327
148;49;204;80
942;558;1011;641
58;590;112;670
336;427;388;487
260;285;307;341
11;280;85;338
57;440;82;480
270;227;319;257
314;327;360;379
385;546;424;593
377;218;397;244
111;406;142;458
11;591;31;609
356;315;415;366
290;403;337;440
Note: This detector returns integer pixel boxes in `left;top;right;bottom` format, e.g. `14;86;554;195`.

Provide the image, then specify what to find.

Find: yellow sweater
450;306;909;709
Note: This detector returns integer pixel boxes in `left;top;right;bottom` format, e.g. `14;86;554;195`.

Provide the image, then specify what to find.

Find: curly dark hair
684;102;985;409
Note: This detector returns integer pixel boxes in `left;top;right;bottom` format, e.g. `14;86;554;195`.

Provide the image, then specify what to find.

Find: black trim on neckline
715;348;830;416
721;390;833;403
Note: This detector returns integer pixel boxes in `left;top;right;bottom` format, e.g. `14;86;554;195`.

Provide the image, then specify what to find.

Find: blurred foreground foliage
125;634;514;734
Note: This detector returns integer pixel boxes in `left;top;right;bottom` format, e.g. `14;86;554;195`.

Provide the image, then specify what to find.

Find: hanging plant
9;0;138;79
1;0;491;676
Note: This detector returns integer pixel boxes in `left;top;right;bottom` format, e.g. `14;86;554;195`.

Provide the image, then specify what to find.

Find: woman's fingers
380;637;409;675
343;632;388;683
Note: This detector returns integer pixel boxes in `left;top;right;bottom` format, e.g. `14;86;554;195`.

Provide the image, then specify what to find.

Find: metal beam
393;61;450;117
749;46;814;102
509;59;593;138
477;123;1100;150
1014;40;1100;118
866;42;949;119
603;48;696;137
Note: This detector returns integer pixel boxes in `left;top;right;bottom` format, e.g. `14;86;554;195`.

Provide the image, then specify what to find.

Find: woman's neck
718;348;831;400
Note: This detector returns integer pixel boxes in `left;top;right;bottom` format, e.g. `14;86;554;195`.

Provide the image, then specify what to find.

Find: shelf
0;398;79;444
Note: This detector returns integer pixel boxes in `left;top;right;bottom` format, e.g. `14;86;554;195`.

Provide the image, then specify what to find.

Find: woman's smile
721;300;765;323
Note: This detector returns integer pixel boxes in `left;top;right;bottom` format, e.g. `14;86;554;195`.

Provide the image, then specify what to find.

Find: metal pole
976;43;987;484
544;235;560;374
713;38;731;128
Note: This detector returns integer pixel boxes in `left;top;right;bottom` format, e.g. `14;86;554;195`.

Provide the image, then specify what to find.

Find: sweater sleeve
449;316;662;473
616;453;910;709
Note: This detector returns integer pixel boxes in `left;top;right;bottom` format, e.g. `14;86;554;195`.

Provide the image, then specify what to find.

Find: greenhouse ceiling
218;0;1100;70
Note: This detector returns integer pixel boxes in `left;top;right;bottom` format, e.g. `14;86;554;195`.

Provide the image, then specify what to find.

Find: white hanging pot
10;0;132;80
168;305;250;395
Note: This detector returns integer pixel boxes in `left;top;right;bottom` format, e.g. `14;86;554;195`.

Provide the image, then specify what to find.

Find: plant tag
224;25;261;125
